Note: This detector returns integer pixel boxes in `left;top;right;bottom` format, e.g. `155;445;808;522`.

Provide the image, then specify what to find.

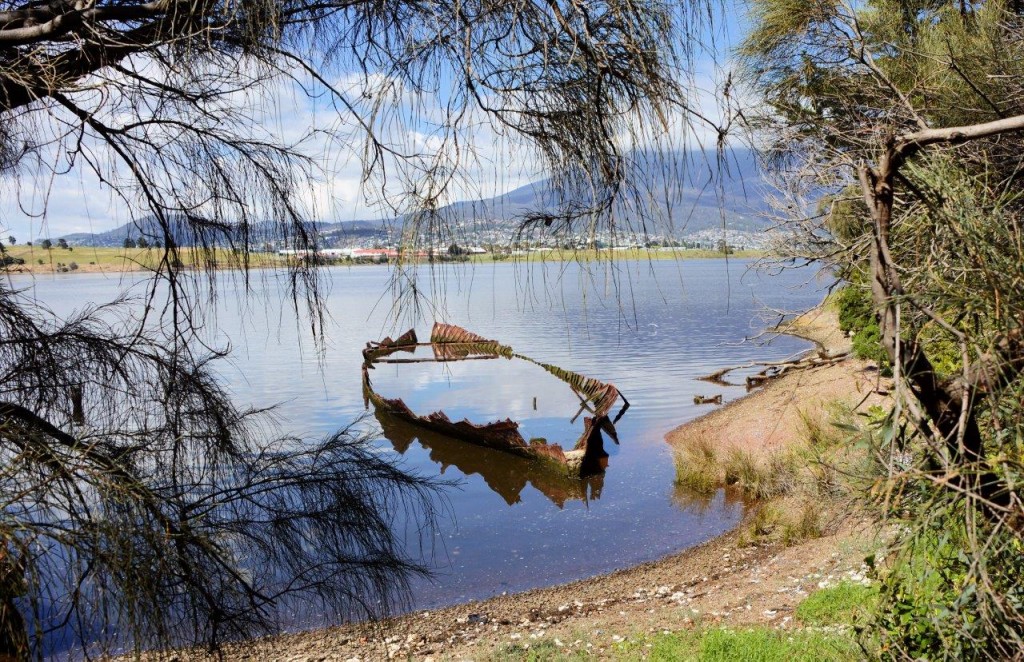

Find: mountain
472;148;771;233
54;149;774;247
315;148;773;245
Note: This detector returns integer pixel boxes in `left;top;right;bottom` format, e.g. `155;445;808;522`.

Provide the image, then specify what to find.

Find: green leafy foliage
743;0;1024;657
869;518;1024;660
835;285;872;336
850;324;888;370
834;285;890;372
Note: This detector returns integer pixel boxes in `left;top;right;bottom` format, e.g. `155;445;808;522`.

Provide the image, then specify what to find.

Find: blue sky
0;1;751;242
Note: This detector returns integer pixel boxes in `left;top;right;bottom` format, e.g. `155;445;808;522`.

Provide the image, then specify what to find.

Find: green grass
492;625;864;661
612;628;861;661
491;641;590;661
796;581;878;627
490;584;877;661
656;628;860;661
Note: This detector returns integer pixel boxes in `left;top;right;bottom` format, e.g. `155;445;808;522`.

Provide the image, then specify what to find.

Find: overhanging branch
893;114;1024;161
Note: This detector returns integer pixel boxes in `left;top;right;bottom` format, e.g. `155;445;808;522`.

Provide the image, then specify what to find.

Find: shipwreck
361;323;629;478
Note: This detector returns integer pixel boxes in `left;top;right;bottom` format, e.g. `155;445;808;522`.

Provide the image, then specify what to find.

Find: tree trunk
0;551;27;662
859;137;1021;523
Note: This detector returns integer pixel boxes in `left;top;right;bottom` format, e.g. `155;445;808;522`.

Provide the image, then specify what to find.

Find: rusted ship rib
361;323;629;478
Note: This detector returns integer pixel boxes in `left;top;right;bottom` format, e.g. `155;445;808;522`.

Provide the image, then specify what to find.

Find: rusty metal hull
361;323;628;478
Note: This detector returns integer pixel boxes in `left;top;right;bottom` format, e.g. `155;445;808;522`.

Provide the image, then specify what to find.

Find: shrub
870;507;1024;660
851;322;889;369
835;284;891;372
835;283;873;334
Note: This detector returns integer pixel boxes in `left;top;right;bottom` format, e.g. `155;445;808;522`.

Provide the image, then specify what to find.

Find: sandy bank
176;524;875;662
666;306;885;462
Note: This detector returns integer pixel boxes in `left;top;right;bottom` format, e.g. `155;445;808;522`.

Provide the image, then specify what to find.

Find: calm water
11;258;827;625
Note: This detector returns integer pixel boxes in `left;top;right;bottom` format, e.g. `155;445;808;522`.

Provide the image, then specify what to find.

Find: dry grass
3;245;285;273
675;398;871;547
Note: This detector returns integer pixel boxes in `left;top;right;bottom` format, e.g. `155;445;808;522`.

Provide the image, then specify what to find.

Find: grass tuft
674;399;875;548
675;438;799;501
674;436;723;495
491;640;589;661
796;581;878;627
737;497;822;547
616;627;861;661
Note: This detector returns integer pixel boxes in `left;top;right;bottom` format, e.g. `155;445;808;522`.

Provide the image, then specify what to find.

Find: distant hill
423;148;769;231
58;217;386;249
52;149;773;247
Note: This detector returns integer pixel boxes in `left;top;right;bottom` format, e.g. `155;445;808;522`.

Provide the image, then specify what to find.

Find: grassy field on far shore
3;245;283;273
2;244;765;275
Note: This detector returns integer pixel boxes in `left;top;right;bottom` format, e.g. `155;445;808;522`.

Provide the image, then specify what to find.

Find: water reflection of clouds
372;356;583;425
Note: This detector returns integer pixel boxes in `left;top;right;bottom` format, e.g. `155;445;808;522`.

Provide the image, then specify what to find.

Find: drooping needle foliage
0;0;721;657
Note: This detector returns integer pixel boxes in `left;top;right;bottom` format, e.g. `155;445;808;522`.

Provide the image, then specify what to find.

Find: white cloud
0;28;739;240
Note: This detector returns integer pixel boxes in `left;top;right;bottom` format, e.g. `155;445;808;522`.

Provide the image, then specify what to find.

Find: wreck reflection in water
376;411;605;507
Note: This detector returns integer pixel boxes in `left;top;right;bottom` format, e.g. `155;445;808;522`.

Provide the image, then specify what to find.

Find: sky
0;2;751;242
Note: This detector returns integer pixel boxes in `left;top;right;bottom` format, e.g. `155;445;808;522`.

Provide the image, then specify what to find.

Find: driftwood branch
893;115;1024;161
698;352;850;388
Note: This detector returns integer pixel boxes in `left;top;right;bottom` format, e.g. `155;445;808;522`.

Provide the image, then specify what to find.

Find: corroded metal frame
361;323;629;478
